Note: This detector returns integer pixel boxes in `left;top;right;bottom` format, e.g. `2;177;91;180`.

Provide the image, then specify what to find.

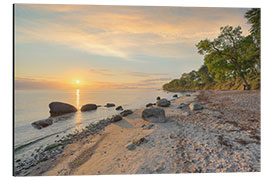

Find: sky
14;4;251;89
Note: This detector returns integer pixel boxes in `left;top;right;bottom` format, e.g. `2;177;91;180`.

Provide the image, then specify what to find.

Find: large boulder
189;102;203;111
120;110;133;117
80;104;97;112
49;102;77;117
142;107;166;123
32;118;53;129
156;98;171;107
105;103;115;107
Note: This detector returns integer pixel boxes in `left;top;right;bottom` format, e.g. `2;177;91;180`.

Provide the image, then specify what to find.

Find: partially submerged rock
142;107;166;123
80;104;97;112
49;102;77;117
189;102;203;111
110;115;122;122
105;103;115;107
156;96;161;100
115;106;123;111
156;98;171;107
120;109;133;117
173;94;178;98
32;118;53;129
146;103;154;107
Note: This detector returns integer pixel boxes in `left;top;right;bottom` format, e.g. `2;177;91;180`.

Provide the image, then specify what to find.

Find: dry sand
34;90;260;175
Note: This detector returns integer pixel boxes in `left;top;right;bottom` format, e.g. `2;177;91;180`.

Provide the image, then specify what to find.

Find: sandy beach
17;90;260;176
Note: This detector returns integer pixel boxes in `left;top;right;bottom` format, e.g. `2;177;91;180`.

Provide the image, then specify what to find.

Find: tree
197;64;214;84
196;26;252;89
245;8;260;47
245;8;261;72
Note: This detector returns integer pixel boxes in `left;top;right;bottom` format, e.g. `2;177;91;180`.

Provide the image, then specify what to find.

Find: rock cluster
15;118;112;176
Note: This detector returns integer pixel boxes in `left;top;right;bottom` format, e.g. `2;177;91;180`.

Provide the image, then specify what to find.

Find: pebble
126;143;136;151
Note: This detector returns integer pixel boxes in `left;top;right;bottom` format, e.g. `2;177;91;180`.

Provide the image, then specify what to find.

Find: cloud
88;68;169;77
15;75;173;90
88;69;115;76
15;5;250;61
15;77;69;89
140;78;173;83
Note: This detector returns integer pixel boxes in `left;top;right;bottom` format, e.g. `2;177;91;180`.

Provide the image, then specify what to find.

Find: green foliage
163;9;260;91
245;8;260;46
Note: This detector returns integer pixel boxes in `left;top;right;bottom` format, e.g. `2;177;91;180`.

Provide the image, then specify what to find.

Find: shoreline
14;91;191;176
14;90;260;175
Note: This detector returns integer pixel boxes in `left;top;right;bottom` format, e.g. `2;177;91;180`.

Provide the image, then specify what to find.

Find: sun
76;80;80;84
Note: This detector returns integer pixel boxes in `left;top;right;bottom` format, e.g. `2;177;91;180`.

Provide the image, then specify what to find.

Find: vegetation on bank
163;8;260;91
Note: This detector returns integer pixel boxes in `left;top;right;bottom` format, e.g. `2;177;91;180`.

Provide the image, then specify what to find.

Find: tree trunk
240;73;250;90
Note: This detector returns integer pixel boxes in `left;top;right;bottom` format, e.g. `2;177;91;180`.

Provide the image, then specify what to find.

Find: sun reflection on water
75;89;82;129
76;89;80;108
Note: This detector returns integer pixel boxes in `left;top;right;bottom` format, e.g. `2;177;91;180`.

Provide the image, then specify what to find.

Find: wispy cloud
15;77;69;89
88;68;169;77
15;5;250;61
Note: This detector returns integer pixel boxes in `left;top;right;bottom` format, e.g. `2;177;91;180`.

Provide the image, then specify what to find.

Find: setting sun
76;80;80;84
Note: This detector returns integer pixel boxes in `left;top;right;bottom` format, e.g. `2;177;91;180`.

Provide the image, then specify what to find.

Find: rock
155;162;165;172
156;98;171;107
144;124;154;130
133;137;148;146
169;134;176;139
142;107;166;123
110;115;122;122
173;94;178;98
80;104;97;112
115;106;123;111
156;96;161;100
105;103;115;107
182;112;190;116
49;102;77;117
120;109;133;117
126;143;136;150
178;103;188;109
146;103;154;107
189;102;203;111
32;118;53;129
186;94;191;96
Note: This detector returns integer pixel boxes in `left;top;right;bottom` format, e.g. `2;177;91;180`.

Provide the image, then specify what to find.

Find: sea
14;88;184;162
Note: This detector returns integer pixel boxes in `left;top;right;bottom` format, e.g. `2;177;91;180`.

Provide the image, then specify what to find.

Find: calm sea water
14;88;183;161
